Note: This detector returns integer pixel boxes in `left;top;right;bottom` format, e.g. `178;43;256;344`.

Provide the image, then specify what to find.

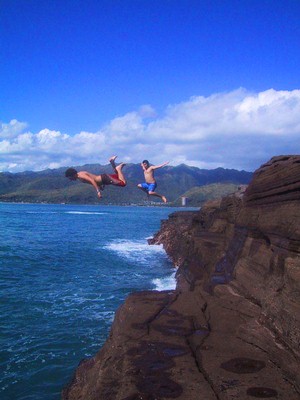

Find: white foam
104;239;175;289
26;211;58;214
65;211;106;215
152;270;177;291
104;239;165;261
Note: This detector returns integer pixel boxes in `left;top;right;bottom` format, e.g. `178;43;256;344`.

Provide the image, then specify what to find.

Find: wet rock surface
62;156;300;399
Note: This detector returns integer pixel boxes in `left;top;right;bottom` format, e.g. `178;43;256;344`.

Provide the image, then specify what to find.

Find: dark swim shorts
140;182;157;192
100;173;126;187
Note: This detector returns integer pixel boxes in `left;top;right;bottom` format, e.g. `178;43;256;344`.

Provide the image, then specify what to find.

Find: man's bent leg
109;155;118;173
148;191;167;203
115;163;126;185
138;184;149;197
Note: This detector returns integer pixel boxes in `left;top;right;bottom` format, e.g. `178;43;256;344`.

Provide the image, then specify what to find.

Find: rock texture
62;155;300;400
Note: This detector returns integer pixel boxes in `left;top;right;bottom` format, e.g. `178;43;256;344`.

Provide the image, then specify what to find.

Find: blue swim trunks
141;182;157;192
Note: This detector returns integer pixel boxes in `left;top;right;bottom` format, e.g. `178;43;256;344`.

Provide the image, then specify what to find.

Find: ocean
0;203;192;400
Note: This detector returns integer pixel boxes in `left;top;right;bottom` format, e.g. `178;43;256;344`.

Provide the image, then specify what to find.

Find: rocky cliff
62;155;300;400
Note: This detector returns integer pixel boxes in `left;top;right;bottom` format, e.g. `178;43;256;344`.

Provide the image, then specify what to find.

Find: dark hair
142;160;149;166
65;168;78;178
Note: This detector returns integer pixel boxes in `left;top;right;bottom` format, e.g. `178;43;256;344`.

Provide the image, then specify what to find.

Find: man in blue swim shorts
137;159;169;203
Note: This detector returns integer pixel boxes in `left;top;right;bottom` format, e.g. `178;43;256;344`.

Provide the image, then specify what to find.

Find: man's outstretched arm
152;161;170;170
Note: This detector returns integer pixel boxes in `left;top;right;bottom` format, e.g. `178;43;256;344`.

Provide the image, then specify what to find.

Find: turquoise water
0;203;189;400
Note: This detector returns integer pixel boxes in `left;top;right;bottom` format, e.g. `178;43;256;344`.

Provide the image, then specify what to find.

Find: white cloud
234;89;300;134
1;88;300;173
0;119;28;139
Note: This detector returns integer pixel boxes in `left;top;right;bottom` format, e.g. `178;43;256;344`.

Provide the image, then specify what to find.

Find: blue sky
1;0;300;172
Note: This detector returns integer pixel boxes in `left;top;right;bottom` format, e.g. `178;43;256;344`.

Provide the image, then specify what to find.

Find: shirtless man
137;160;169;203
65;156;126;199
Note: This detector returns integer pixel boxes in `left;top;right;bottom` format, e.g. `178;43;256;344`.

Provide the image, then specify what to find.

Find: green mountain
0;163;252;205
172;183;243;207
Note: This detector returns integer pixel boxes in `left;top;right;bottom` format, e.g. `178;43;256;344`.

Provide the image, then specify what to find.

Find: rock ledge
62;156;300;400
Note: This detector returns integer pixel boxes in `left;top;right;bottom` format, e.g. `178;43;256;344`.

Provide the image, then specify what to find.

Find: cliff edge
62;155;300;400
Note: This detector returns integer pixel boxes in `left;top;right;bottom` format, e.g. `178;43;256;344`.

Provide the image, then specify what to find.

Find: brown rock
62;156;300;399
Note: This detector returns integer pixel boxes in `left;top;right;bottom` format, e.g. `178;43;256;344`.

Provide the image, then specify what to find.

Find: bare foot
109;155;117;162
162;196;167;203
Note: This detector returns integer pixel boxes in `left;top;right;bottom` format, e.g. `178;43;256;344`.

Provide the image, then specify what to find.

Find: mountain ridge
0;163;253;205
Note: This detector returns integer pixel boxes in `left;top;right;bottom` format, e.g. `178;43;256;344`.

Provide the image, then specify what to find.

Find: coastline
62;155;300;400
0;204;182;400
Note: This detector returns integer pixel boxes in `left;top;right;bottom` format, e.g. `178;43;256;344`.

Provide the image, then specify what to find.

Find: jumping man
137;160;169;203
65;156;126;199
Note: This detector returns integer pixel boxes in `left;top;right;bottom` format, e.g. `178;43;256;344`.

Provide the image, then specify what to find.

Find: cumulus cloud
1;88;300;173
0;119;28;139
